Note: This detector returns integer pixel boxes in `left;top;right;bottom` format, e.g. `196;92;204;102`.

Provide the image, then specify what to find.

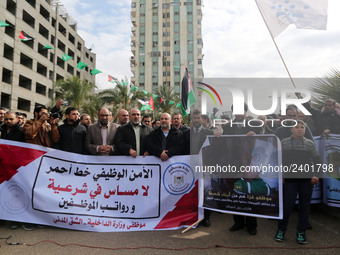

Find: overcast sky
59;0;340;91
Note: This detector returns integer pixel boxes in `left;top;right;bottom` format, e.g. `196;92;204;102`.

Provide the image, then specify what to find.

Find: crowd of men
0;96;339;243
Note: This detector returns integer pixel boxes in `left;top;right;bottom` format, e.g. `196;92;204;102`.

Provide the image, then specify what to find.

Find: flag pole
254;0;297;88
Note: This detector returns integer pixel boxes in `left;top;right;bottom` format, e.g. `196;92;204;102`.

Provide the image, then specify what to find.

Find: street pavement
0;205;339;255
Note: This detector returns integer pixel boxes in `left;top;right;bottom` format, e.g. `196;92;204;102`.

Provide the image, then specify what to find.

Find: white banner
0;140;201;231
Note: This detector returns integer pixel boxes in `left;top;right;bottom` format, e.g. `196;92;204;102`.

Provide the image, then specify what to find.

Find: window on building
50;35;55;45
198;59;202;65
152;22;158;27
140;4;145;7
152;61;158;66
68;33;75;44
162;3;170;9
77;42;82;51
163;71;170;77
163;51;170;56
37;63;47;77
36;82;46;96
140;32;145;36
140;13;145;17
19;75;32;90
140;72;145;76
3;44;14;60
67;64;74;75
57;57;65;69
68;49;75;59
162;22;170;27
163;13;170;18
4;20;15;38
153;32;158;36
58;40;65;52
152;82;158;86
20;53;33;69
38;43;48;58
197;38;203;44
40;5;50;21
187;11;193;15
2;68;12;84
131;2;136;8
197;0;202;5
58;23;66;36
6;0;16;15
152;41;158;47
1;93;11;109
17;97;31;112
174;11;180;15
163;41;170;47
163;61;170;66
23;10;35;29
39;24;49;39
26;0;36;8
153;12;158;16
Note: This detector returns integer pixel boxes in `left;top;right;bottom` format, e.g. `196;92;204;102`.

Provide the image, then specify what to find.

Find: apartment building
130;0;203;95
0;0;96;118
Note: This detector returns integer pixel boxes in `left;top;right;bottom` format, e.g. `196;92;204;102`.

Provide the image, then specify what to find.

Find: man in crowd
23;105;59;147
303;97;340;136
142;115;152;127
172;113;188;132
0;107;6;128
0;111;25;142
56;107;87;154
146;113;184;161
201;114;211;129
222;103;260;235
85;107;119;155
80;114;92;130
276;105;314;141
152;119;160;129
114;108;153;157
15;112;25;128
117;109;129;126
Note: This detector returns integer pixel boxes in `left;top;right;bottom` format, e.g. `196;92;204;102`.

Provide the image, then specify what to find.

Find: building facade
0;0;96;118
130;0;203;95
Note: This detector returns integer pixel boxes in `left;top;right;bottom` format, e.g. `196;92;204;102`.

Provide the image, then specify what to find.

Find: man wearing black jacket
146;113;184;161
0;111;25;142
114;108;153;157
56;107;87;154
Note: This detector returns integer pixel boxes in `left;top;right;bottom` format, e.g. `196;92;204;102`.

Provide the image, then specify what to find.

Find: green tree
54;76;101;119
98;82;145;115
311;69;340;108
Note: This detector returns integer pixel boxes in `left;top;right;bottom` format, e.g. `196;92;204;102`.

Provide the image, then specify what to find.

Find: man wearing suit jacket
114;108;153;157
85;107;119;155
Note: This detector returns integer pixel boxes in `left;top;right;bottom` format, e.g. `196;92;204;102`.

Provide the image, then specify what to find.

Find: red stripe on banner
154;180;198;229
0;144;46;184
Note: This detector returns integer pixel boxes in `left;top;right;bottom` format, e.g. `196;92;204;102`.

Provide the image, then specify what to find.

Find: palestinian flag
77;61;87;70
181;68;196;116
122;81;128;85
19;31;33;41
62;53;73;61
132;86;138;92
138;98;154;111
108;75;117;83
91;68;102;75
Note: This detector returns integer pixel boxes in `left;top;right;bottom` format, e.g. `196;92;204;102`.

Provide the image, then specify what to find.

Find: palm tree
98;81;145;114
311;69;340;108
54;76;101;119
153;85;180;119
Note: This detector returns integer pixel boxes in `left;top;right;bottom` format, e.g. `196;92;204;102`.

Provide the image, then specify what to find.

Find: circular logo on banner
163;163;194;195
0;182;30;214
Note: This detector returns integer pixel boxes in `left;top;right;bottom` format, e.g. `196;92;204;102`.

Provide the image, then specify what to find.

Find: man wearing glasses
85;107;119;155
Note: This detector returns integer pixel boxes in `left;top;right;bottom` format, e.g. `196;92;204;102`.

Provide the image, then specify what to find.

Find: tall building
130;0;203;96
0;0;96;118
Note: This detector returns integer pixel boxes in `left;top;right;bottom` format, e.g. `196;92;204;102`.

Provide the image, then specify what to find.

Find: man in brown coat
85;107;119;155
23;105;59;147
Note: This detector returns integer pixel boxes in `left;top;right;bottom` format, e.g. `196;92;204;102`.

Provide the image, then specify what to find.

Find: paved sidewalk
0;207;339;255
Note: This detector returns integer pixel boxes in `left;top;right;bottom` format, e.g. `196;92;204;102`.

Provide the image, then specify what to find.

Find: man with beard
114;108;153;157
80;114;92;130
172;113;188;131
0;107;6;128
0;111;25;141
146;113;184;161
85;107;119;155
56;107;87;154
117;109;129;126
23;105;59;147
